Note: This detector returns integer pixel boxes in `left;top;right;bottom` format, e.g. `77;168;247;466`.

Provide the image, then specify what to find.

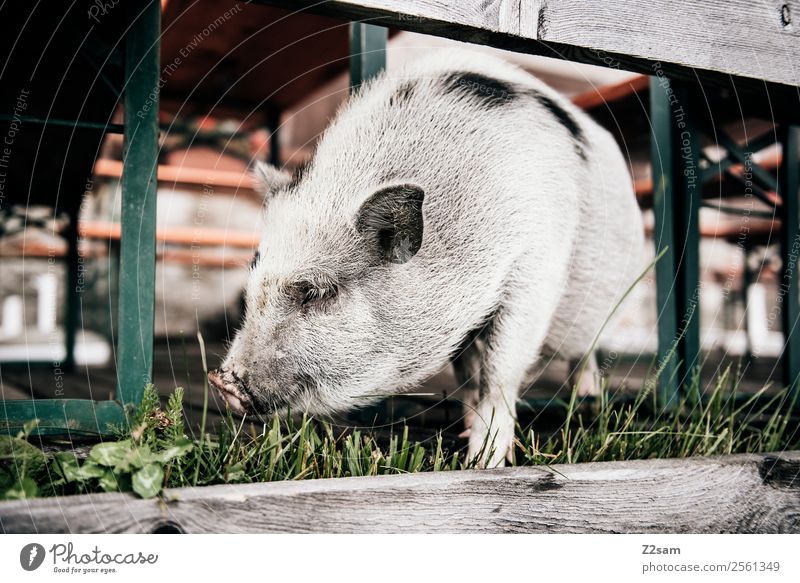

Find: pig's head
208;161;426;418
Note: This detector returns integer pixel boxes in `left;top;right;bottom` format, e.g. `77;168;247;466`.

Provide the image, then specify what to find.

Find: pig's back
397;51;644;358
311;50;643;367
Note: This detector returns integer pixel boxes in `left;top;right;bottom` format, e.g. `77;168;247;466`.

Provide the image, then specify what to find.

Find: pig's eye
293;281;338;307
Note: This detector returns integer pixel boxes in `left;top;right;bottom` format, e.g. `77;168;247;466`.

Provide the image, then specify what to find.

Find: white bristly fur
217;50;645;467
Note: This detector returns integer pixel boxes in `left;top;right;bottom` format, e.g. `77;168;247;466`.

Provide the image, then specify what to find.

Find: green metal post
779;126;800;395
116;0;160;410
266;107;281;168
349;23;387;91
60;204;81;371
2;400;126;436
649;77;702;408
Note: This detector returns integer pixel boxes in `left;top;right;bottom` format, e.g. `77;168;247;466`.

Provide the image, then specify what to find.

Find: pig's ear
252;161;291;197
356;184;425;264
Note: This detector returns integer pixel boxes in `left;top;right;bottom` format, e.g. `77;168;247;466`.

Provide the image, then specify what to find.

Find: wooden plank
572;74;649;110
93;154;312;189
643;219;781;242
94;159;256;192
1;452;798;533
256;0;800;93
3;241;253;268
80;221;259;249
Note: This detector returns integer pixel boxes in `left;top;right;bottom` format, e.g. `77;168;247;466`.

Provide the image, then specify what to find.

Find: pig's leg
467;301;550;468
570;352;600;396
451;337;482;437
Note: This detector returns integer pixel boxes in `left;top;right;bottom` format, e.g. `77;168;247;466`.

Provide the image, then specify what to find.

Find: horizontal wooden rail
643;219;781;242
93;150;312;191
572;74;649;110
1;241;253;268
255;0;800;92
79;220;259;249
93;159;257;191
157;248;252;267
1;451;798;533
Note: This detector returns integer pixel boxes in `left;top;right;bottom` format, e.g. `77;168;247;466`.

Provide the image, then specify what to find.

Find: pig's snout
207;368;253;415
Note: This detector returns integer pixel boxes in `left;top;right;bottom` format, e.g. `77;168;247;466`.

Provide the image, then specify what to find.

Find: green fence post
116;0;160;411
779;126;800;396
63;206;80;371
266;107;281;168
649;76;702;408
349;22;387;91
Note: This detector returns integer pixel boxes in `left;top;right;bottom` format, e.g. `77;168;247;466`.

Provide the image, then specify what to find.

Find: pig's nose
208;368;251;415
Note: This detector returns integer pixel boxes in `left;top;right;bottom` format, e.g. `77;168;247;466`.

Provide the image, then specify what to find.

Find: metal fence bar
1;400;126;436
779;126;800;395
266;107;281;167
115;0;161;411
62;209;79;370
649;77;701;407
349;22;387;91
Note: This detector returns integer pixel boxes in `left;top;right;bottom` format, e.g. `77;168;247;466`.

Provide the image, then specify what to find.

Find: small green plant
0;385;194;500
0;420;48;499
1;369;798;501
49;385;193;498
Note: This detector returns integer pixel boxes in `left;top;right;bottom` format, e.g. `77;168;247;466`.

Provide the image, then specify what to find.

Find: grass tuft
1;367;798;500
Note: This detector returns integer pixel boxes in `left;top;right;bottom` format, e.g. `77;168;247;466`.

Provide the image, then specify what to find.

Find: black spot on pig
289;160;312;189
442;72;586;159
389;81;416;106
443;72;516;108
528;89;587;159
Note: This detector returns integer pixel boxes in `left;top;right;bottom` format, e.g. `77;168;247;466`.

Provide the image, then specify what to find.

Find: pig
207;49;645;467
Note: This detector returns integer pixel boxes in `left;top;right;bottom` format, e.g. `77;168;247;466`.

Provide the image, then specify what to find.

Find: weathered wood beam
79;221;259;249
255;0;800;96
2;452;798;533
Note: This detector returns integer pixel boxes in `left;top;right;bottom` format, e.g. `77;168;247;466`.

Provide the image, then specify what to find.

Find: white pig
208;50;645;467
